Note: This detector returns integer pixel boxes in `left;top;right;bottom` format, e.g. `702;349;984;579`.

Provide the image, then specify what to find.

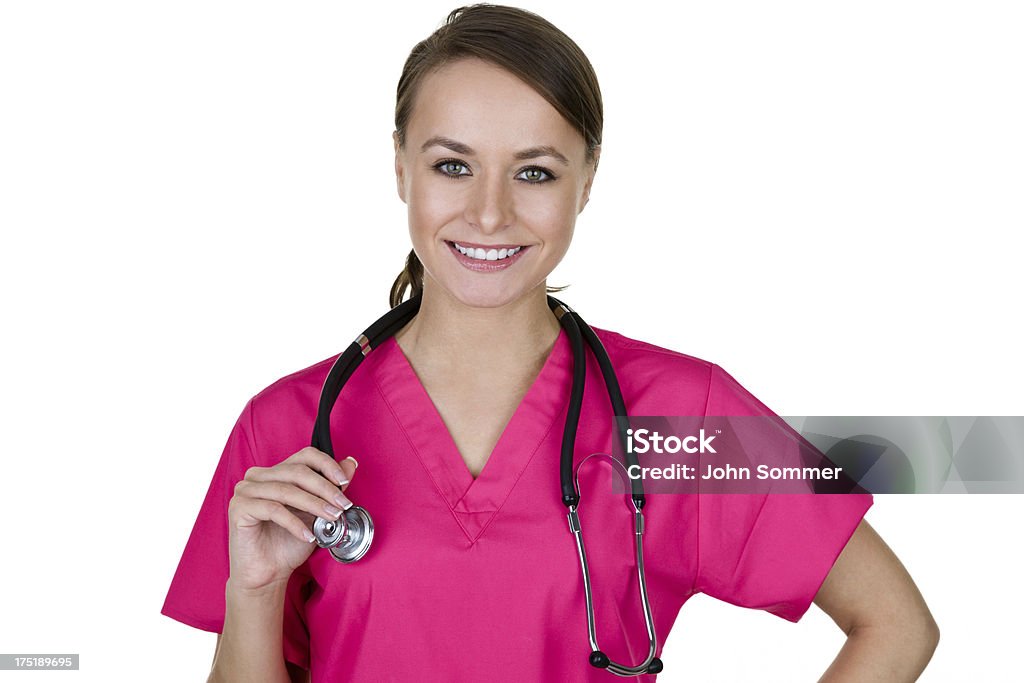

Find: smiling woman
392;57;596;310
160;5;938;683
388;5;601;309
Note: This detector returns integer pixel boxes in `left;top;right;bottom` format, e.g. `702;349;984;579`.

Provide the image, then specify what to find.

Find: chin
449;287;525;310
433;277;540;310
420;244;550;309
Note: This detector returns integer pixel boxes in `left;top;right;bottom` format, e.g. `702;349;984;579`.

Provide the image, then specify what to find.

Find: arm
208;579;309;683
206;447;354;683
813;519;939;682
212;637;309;683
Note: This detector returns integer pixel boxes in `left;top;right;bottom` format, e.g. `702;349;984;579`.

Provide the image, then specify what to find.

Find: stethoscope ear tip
588;650;665;675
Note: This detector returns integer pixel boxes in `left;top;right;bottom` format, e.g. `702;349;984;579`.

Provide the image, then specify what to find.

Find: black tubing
312;295;422;457
548;296;646;509
313;295;642;510
548;296;586;506
570;307;644;508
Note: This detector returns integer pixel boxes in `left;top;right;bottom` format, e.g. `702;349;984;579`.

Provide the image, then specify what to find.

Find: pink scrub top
161;326;873;682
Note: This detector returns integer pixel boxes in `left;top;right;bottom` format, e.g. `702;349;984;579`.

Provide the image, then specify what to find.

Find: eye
433;159;471;178
516;166;555;184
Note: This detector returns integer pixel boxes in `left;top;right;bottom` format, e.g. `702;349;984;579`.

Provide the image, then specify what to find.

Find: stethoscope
310;294;664;676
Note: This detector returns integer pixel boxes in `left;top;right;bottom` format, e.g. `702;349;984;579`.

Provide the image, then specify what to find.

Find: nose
464;173;514;234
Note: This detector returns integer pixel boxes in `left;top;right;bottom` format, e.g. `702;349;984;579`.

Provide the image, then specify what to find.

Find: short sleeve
695;364;874;623
160;398;312;670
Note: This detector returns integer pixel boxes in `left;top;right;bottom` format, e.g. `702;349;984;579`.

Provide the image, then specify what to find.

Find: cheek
518;189;578;240
407;178;459;234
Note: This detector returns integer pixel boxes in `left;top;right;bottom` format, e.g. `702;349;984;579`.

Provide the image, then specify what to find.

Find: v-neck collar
372;327;572;544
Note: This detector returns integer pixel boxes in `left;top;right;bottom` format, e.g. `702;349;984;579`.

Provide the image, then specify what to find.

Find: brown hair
389;3;603;308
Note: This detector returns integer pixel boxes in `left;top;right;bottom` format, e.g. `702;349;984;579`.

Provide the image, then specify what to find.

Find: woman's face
394;57;599;309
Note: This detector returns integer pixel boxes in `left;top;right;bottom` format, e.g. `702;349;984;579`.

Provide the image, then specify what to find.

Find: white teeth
452;242;522;261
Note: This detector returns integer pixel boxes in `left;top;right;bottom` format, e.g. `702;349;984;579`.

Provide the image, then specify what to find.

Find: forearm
818;622;940;682
208;578;292;683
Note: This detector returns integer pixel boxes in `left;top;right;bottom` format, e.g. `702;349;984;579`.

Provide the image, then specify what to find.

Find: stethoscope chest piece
313;505;375;563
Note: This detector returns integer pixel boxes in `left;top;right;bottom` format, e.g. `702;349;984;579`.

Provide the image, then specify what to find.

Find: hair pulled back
389;4;603;308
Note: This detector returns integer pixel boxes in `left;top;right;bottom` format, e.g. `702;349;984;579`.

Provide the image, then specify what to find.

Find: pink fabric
161;326;872;681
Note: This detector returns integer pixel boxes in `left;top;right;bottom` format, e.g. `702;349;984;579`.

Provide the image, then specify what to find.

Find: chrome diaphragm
312;505;374;563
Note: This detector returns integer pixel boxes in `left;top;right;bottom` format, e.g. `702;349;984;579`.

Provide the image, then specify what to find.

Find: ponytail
389;249;424;308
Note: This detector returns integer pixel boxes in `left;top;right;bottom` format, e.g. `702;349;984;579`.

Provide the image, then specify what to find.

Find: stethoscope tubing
311;295;422;458
546;296;646;508
310;294;662;675
548;297;660;676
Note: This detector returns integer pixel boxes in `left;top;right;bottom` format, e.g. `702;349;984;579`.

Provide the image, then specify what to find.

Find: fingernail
334;493;353;510
324;504;343;518
337;472;350;486
344;456;359;469
304;529;316;543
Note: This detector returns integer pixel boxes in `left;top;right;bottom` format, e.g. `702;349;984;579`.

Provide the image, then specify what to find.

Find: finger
246;462;353;512
338;456;359;491
236;478;350;522
290;447;351;488
230;497;316;544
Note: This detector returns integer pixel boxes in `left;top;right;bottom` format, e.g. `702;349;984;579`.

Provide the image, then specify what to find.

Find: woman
162;5;939;681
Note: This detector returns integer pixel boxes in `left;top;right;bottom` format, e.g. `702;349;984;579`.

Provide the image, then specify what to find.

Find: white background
1;1;1021;681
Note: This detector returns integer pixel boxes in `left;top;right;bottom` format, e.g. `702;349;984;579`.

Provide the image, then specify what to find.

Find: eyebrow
419;135;570;167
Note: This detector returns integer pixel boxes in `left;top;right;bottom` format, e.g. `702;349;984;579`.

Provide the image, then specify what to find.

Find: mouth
447;240;526;261
445;240;530;271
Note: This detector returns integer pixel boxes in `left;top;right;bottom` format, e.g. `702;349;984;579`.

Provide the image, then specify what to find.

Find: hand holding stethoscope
225;448;359;593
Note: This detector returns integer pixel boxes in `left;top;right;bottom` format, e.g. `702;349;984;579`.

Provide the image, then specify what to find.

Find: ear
578;145;601;213
393;130;407;204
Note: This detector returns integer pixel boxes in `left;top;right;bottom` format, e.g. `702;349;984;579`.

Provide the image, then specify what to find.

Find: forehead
407;58;584;157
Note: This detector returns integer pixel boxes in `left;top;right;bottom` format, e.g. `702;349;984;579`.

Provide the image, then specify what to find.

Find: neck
394;279;562;375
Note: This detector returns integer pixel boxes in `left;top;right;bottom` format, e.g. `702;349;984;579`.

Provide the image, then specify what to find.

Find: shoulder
234;351;349;449
593;326;713;377
250;353;338;409
589;326;714;411
228;352;349;463
590;326;776;417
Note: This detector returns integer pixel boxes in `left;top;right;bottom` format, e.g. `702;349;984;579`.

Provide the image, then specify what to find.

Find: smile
449;241;524;261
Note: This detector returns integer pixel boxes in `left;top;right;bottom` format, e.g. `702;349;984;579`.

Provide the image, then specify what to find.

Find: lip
445;240;530;272
448;240;524;250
